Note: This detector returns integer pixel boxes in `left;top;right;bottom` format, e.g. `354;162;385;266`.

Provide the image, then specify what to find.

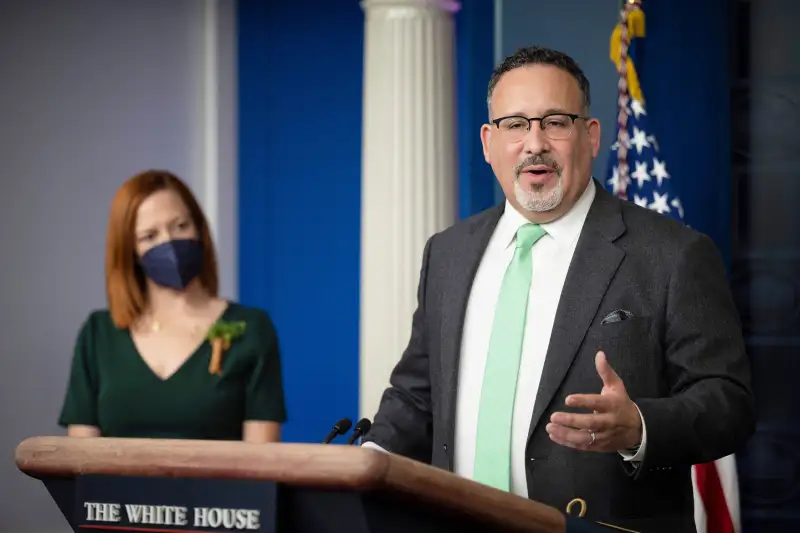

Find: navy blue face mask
139;238;205;290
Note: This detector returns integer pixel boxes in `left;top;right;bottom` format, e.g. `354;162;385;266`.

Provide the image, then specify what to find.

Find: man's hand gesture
546;351;643;452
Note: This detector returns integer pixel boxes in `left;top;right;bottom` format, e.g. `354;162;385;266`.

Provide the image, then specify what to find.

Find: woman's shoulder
77;308;118;336
222;302;278;340
224;302;274;324
72;308;126;361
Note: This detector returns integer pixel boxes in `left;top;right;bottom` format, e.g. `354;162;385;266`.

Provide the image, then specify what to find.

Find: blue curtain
634;0;732;267
237;0;363;443
456;0;497;219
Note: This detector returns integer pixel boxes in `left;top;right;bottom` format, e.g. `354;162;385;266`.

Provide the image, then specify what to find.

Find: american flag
604;1;684;223
607;3;740;533
605;98;685;222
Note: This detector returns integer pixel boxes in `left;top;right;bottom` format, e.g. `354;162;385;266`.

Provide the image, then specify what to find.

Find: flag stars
670;197;684;219
631;161;650;189
646;134;659;152
630;127;651;154
650;158;670;186
607;86;684;224
634;195;649;208
607;166;622;195
649;191;671;214
610;137;630;151
630;99;646;119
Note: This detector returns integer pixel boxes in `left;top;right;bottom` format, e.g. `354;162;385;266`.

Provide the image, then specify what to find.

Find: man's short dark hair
487;46;591;116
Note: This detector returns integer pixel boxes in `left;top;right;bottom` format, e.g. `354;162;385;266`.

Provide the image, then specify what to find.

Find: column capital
360;0;461;15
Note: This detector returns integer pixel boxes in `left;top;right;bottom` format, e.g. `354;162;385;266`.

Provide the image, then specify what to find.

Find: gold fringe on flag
610;3;646;103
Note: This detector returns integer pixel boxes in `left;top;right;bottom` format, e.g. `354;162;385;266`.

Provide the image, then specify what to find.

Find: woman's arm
243;420;281;443
60;313;103;436
67;424;101;437
243;310;288;442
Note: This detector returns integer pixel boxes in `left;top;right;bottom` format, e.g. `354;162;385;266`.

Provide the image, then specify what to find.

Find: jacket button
443;444;448;451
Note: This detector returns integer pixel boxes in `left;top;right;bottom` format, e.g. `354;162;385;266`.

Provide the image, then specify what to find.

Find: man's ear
480;123;492;163
587;118;602;158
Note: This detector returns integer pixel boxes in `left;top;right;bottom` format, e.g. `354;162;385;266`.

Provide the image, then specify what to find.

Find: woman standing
59;170;286;442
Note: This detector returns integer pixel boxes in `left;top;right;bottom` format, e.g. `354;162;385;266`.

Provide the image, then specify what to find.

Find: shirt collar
495;178;596;251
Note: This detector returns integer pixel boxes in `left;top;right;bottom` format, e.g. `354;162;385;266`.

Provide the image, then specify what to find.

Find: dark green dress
58;302;287;440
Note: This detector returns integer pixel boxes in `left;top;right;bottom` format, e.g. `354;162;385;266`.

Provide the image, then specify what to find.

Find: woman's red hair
105;170;219;328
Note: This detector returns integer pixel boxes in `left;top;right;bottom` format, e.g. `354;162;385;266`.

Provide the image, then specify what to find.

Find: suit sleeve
632;232;756;477
361;236;434;464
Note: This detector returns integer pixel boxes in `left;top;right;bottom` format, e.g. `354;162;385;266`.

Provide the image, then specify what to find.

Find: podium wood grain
16;436;566;533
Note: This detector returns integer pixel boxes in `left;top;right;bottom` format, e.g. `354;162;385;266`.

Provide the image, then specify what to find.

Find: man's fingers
596;351;624;389
550;411;613;431
565;393;614;412
545;423;598;450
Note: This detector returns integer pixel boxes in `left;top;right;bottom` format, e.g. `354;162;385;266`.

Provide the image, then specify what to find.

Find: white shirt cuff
361;441;389;453
618;402;647;462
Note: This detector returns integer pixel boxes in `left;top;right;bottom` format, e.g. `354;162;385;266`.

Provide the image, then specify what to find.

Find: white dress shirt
365;179;646;496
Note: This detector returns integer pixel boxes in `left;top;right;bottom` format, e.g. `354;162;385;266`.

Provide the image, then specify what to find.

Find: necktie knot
515;224;547;250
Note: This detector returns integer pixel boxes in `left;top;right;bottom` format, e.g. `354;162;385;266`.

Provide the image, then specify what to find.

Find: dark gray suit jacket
363;182;755;533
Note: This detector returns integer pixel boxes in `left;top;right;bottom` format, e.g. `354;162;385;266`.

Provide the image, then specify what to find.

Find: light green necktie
473;223;547;491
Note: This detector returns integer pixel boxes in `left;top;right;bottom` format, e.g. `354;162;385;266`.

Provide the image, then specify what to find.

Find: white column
196;0;238;300
359;0;460;419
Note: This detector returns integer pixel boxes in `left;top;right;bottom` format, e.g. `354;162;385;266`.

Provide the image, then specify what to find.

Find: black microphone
322;417;352;444
346;418;372;445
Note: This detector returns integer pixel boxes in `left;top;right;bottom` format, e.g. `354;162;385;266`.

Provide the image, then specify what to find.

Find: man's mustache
514;155;561;177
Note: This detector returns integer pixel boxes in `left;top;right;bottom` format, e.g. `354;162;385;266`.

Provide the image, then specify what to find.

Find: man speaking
361;46;755;533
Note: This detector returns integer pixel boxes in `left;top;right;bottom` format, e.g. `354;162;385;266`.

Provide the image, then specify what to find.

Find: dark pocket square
601;309;635;324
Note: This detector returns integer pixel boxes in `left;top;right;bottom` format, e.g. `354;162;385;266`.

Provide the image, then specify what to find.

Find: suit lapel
527;185;626;440
440;205;503;445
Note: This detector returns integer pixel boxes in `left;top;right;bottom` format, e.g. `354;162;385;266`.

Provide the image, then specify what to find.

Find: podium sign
16;437;617;533
74;475;277;533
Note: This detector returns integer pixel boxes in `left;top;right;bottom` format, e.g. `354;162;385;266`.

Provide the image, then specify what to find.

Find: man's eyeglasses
490;113;589;141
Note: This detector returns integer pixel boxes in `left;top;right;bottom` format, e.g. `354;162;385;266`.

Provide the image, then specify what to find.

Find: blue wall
456;0;497;218
237;0;363;443
635;0;732;266
500;0;620;182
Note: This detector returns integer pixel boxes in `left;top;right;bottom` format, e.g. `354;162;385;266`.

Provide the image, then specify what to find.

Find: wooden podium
15;436;629;533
